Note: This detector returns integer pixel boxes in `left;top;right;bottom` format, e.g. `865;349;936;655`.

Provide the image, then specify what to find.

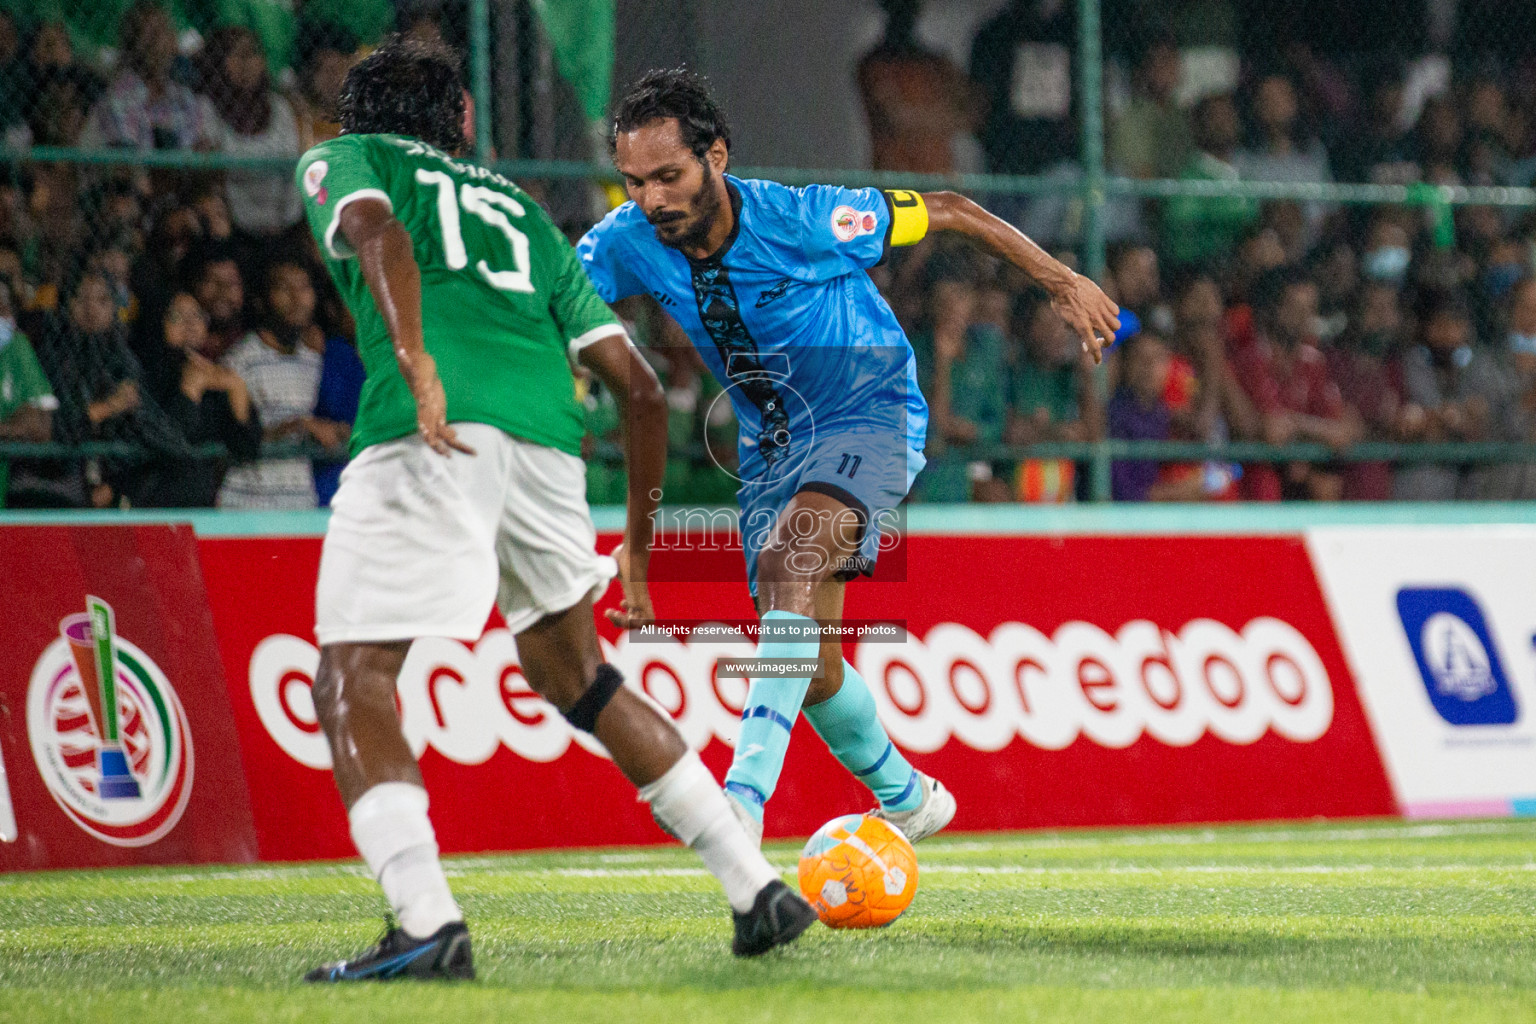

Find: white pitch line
512;867;722;878
453;862;1536;880
7;860;1533;889
920;862;1536;877
147;866;371;883
4;820;1531;888
922;821;1535;854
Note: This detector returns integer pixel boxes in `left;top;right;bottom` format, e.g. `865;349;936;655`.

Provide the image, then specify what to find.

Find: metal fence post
1076;0;1111;502
470;0;494;160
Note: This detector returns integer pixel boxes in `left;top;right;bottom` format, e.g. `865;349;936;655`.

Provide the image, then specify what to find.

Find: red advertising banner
0;526;258;870
199;530;1395;863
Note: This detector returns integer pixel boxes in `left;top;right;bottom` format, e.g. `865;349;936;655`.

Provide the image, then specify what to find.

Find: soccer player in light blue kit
579;70;1120;844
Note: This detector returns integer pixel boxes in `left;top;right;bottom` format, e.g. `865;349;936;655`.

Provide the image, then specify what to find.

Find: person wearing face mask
1360;213;1413;287
1480;238;1528;308
1395;288;1512;501
1328;283;1407;500
0;278;57;507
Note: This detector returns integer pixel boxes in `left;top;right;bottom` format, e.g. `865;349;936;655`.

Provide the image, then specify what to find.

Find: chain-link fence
2;0;1536;509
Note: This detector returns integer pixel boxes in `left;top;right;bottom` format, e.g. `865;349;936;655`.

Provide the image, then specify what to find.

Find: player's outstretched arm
580;333;666;629
340;197;473;456
922;191;1121;364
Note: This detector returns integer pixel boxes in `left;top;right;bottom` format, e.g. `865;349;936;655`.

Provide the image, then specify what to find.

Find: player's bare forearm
922;191;1121;362
580;333;666;567
343;200;426;382
341;197;471;456
923;192;1070;292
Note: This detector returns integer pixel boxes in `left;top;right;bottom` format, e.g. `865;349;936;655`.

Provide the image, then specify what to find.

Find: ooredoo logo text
250;617;1335;770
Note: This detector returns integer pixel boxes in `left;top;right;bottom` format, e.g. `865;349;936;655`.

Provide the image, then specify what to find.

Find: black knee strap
562;663;624;733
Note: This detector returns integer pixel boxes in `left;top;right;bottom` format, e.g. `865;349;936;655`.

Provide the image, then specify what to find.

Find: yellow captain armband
601;182;628;210
884;189;929;247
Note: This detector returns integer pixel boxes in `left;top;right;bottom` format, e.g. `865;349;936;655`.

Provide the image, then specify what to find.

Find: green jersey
0;329;57;507
296;133;621;457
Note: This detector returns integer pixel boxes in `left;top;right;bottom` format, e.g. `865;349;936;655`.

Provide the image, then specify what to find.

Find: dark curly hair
338;35;465;153
611;68;730;159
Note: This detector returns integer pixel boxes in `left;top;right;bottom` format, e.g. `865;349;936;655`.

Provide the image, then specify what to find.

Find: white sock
639;751;780;913
348;782;462;938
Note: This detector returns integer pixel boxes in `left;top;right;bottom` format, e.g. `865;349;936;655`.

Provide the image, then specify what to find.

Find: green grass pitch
2;818;1534;1023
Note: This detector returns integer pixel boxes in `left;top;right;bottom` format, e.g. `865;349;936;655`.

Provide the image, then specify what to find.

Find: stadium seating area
2;0;1536;508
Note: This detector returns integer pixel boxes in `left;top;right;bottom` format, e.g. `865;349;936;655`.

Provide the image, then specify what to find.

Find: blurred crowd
0;0;660;514
0;1;458;509
873;236;1536;503
4;0;1536;508
854;0;1536;502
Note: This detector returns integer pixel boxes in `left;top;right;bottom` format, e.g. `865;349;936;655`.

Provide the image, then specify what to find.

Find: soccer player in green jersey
297;39;814;981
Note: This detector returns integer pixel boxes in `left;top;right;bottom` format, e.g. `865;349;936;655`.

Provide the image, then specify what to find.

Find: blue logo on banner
1396;587;1518;726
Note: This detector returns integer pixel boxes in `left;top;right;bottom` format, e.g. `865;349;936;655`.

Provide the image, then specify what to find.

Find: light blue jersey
579;176;928;475
578;176;930;589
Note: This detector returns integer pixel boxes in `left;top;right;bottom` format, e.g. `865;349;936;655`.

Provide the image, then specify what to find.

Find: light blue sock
722;611;821;825
804;659;921;812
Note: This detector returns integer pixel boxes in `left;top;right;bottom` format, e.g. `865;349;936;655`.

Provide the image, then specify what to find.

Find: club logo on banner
26;596;195;847
1396;587;1519;726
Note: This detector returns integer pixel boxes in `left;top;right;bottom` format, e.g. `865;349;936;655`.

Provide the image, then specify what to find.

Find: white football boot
872;772;956;843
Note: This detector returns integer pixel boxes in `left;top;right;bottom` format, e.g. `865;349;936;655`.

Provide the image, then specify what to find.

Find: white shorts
315;422;616;644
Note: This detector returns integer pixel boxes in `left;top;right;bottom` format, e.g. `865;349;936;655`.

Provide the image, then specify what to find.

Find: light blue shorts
737;429;925;597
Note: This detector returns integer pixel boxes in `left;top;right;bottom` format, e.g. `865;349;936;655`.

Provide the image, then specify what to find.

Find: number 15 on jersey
415;169;536;294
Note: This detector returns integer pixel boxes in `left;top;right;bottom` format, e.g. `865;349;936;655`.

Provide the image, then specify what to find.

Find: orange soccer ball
797;813;919;928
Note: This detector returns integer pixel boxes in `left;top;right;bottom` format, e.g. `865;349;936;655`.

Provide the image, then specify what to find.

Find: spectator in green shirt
1008;292;1095;438
583;340;741;509
1109;33;1191;180
0;279;58;506
580;346;713;507
911;257;1009;502
1163;93;1259;270
1005;290;1101;502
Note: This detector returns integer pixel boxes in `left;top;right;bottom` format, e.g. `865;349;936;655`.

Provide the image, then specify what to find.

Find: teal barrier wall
4;504;1535;538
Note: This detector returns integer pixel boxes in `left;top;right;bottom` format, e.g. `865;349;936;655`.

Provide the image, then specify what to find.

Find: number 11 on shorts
0;732;16;842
